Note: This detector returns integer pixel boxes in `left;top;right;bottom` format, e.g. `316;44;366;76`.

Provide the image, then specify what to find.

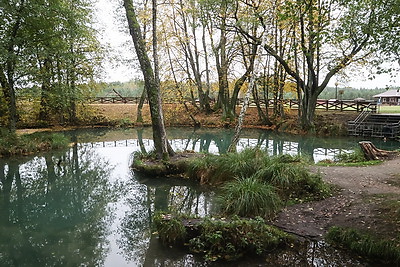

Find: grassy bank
145;149;332;261
326;226;400;265
0;129;70;157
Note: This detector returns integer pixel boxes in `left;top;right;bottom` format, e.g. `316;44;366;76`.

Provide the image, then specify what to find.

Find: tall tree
0;0;27;131
123;0;174;159
0;0;102;130
239;0;398;131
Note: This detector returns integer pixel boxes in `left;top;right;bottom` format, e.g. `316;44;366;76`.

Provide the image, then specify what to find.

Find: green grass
326;226;400;264
217;176;282;218
188;149;332;217
0;129;69;157
317;149;383;167
378;105;400;113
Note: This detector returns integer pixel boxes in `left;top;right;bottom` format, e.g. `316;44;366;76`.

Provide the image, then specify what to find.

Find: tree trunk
228;35;266;152
300;87;318;132
359;141;398;161
38;58;52;122
136;88;146;123
0;77;17;132
124;0;174;159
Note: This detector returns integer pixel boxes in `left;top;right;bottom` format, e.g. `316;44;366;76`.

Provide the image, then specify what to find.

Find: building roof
373;89;400;98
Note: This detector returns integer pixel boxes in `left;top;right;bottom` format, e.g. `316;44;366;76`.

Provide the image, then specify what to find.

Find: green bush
217;176;282;218
189;216;291;261
326;226;400;264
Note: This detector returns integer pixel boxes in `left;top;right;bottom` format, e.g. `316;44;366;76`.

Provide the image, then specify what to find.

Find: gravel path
272;157;400;239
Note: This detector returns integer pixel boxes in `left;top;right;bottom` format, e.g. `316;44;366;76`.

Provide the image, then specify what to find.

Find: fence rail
252;99;376;112
20;96;376;113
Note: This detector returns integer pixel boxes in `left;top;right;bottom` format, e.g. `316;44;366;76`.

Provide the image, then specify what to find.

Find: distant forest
317;87;387;100
97;80;388;101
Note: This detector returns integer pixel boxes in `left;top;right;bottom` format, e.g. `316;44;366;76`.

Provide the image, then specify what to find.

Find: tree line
0;0;102;131
1;0;399;137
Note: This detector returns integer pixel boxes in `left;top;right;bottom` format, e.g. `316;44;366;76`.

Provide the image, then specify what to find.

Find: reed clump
187;148;331;218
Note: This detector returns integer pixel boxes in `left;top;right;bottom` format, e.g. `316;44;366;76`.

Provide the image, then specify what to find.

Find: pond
0;127;397;266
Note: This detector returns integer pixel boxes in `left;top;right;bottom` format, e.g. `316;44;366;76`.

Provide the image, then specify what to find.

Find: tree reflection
118;175;214;265
0;144;119;266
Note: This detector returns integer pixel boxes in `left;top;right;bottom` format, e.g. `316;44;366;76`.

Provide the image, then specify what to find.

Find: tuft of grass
0;131;69;157
187;148;332;203
217;175;282;218
326;226;400;264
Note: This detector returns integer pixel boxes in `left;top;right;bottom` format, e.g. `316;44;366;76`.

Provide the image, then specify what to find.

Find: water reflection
0;144;119;266
77;127;398;162
0;127;396;266
118;175;214;266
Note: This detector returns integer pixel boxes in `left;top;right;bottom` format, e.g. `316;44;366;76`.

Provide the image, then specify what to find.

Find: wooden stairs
348;113;400;139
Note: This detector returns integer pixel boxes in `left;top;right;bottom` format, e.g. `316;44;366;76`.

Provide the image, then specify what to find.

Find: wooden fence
87;97;377;112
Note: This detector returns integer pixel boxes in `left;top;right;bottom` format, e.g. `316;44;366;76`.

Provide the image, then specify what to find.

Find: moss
131;151;201;177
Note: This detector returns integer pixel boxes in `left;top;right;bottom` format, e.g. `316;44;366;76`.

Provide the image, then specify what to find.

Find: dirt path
273;157;400;240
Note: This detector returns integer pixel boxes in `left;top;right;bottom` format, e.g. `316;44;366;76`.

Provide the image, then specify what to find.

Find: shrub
187;148;332;202
153;212;187;245
189;216;291;261
217;176;282;218
187;149;264;184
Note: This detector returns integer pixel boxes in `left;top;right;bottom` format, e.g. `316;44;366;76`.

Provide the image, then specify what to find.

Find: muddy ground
273;157;400;242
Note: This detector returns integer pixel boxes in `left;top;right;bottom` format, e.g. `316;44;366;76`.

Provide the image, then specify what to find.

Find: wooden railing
89;96;142;104
82;97;378;113
239;99;377;112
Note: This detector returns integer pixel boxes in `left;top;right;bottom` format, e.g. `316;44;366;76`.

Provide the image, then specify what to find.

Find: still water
0;127;397;266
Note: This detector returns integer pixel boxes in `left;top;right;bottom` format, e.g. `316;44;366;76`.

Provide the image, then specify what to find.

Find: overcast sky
95;0;399;90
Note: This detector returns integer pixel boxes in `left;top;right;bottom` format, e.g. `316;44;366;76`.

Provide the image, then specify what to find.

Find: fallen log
359;141;398;161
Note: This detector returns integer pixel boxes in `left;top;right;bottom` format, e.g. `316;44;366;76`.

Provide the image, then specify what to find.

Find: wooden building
373;89;400;105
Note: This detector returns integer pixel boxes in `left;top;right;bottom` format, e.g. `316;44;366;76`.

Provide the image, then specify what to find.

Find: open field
378;105;400;113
